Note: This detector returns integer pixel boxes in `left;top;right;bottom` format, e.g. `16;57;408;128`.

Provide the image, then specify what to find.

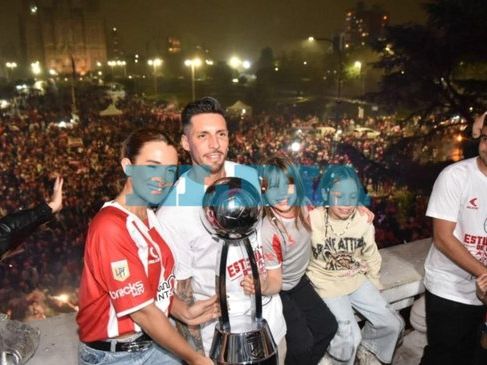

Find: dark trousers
280;275;338;365
420;290;486;365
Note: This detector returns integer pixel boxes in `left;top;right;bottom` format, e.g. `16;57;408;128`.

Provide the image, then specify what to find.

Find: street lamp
147;58;163;94
116;60;127;77
307;35;343;99
107;60;126;76
352;60;365;95
229;56;241;69
5;62;17;81
107;60;116;74
228;56;251;71
184;57;202;101
31;61;42;76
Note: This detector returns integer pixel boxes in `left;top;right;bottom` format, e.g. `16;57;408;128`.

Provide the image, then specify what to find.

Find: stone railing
25;238;432;365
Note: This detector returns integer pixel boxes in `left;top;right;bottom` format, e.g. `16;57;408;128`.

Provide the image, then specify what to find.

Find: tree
371;0;487;123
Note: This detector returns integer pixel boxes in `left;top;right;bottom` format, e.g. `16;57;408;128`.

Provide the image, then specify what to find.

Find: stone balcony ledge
26;238;432;365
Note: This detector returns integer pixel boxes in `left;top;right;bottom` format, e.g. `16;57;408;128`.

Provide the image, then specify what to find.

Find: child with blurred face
306;165;404;365
241;155;338;365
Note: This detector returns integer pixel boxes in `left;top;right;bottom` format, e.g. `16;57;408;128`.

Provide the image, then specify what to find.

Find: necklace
324;210;354;237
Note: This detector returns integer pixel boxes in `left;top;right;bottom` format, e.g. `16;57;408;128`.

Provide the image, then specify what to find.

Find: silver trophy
0;319;40;365
201;177;278;365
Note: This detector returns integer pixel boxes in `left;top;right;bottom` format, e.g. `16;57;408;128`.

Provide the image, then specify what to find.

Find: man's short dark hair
181;97;225;133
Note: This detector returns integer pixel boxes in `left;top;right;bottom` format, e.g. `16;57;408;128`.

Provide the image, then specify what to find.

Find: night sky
0;0;425;60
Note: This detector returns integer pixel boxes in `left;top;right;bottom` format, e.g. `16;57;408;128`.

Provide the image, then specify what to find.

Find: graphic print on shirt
312;236;365;271
463;232;487;265
226;246;266;281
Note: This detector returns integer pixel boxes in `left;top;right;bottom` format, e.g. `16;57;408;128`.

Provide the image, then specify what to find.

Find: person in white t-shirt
420;119;487;365
156;97;287;362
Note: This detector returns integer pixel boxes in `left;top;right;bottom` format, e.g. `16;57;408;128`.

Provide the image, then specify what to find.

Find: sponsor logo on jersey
111;259;130;282
467;197;479;210
109;281;144;299
148;246;161;265
157;274;175;301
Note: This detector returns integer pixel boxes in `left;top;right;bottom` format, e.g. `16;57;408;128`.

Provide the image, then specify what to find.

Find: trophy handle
243;237;263;321
218;240;231;331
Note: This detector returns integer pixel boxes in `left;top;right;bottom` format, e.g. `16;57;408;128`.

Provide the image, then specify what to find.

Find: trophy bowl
201;177;262;241
201;177;278;365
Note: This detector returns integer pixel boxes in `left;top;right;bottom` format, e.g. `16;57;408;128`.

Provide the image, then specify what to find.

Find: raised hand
47;176;63;214
473;112;486;138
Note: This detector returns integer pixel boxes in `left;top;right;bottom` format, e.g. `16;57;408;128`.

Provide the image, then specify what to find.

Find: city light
184;58;202;68
147;58;163;67
290;141;301;152
107;60;127;76
228;56;251;70
31;61;42;75
147;58;163;94
229;56;241;69
353;61;362;73
184;58;203;100
308;36;315;42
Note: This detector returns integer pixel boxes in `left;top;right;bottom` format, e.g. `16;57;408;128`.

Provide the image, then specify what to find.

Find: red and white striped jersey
77;201;175;342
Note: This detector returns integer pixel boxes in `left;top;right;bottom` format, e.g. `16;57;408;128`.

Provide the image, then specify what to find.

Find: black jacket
0;203;53;260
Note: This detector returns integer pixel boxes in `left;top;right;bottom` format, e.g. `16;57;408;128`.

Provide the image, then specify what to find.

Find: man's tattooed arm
174;278;205;354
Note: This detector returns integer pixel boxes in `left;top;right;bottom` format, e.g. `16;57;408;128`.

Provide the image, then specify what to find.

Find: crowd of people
0;90;434;322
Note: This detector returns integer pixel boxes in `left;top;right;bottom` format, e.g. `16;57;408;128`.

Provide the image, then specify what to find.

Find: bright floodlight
291;141;301;152
31;61;41;75
148;58;162;67
308;36;315;42
242;60;251;69
229;56;241;69
185;58;202;67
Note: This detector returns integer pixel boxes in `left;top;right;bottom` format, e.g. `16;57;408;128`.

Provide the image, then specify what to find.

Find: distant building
107;26;124;60
167;37;181;54
344;1;389;49
19;0;107;75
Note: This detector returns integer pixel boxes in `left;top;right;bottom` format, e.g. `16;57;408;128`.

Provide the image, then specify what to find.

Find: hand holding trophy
201;177;278;365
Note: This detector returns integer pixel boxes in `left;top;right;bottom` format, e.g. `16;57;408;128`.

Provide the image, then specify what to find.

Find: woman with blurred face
77;129;218;365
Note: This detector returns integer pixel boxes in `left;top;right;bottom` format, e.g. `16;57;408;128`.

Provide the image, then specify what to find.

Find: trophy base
210;318;278;365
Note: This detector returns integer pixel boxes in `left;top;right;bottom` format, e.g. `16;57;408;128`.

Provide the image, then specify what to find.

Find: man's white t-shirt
424;157;487;305
156;161;286;354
